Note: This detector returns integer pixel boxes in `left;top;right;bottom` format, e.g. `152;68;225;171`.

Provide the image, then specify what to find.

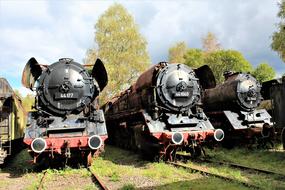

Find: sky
0;0;284;96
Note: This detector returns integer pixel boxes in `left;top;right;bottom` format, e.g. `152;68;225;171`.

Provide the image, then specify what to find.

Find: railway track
88;167;109;190
176;154;285;180
167;161;261;189
37;170;47;190
37;168;109;190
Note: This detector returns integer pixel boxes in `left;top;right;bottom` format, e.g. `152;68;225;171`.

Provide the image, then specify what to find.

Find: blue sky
0;0;284;96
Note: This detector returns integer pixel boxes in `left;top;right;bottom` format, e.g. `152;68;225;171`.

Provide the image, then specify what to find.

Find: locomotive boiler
103;62;224;161
203;71;273;146
22;57;108;166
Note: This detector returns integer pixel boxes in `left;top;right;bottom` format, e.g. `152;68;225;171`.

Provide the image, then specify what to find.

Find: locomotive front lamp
88;135;103;149
171;132;184;145
214;129;225;142
31;138;47;153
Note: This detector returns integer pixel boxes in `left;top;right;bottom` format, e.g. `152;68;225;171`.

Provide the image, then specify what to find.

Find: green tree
168;41;187;63
205;50;253;83
252;63;276;82
202;32;221;53
271;1;285;62
86;3;150;103
184;48;204;68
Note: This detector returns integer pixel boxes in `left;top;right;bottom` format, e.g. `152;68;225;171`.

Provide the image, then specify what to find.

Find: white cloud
0;0;284;91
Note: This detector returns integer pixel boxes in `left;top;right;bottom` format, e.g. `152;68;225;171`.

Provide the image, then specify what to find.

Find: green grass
152;177;251;190
205;145;285;175
45;167;90;177
7;149;34;172
120;184;136;190
184;151;285;190
90;146;260;189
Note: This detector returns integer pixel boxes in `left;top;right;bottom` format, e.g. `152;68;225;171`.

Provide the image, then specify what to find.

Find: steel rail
176;154;285;180
167;161;261;189
38;170;47;190
88;167;109;190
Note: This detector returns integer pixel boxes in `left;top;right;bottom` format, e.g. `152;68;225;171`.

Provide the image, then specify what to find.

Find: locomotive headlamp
31;138;47;153
171;132;184;145
88;135;103;150
214;129;225;142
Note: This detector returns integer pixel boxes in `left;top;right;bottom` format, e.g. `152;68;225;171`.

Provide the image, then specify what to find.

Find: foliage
252;63;276;82
184;49;253;83
202;32;221;53
14;90;35;111
271;1;285;62
184;48;204;68
168;41;187;63
86;3;150;104
205;50;253;83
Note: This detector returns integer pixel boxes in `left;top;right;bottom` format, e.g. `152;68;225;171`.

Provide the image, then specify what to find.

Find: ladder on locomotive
0;107;11;155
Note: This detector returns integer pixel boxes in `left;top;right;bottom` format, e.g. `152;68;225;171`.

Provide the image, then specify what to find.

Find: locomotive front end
22;57;108;166
104;62;224;161
203;72;273;146
155;64;200;112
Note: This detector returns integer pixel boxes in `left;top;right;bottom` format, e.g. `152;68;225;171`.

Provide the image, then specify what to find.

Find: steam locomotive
103;62;224;161
203;71;273;146
22;57;108;166
262;76;285;149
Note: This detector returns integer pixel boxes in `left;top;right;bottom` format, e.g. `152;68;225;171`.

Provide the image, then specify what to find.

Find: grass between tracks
205;144;285;175
2;144;285;190
89;146;251;190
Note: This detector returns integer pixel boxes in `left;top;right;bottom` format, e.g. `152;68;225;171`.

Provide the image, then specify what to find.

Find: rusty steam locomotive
103;62;224;161
203;71;273;146
22;57;108;166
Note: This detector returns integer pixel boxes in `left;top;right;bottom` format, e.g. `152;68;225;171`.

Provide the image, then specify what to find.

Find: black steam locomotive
203;71;273;146
262;76;285;149
103;62;224;161
22;57;108;166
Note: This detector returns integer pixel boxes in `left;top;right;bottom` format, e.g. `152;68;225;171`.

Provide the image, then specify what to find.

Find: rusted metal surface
89;168;109;190
135;62;167;91
0;78;26;162
203;72;262;112
38;171;47;190
22;57;43;89
103;62;221;161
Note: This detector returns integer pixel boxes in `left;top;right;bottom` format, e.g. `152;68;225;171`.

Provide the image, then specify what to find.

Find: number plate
174;92;189;98
54;92;78;100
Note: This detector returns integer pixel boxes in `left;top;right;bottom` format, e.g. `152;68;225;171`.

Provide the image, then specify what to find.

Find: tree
202;32;221;53
252;63;276;82
271;1;285;62
168;41;187;63
86;3;150;103
184;48;204;68
205;50;253;83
